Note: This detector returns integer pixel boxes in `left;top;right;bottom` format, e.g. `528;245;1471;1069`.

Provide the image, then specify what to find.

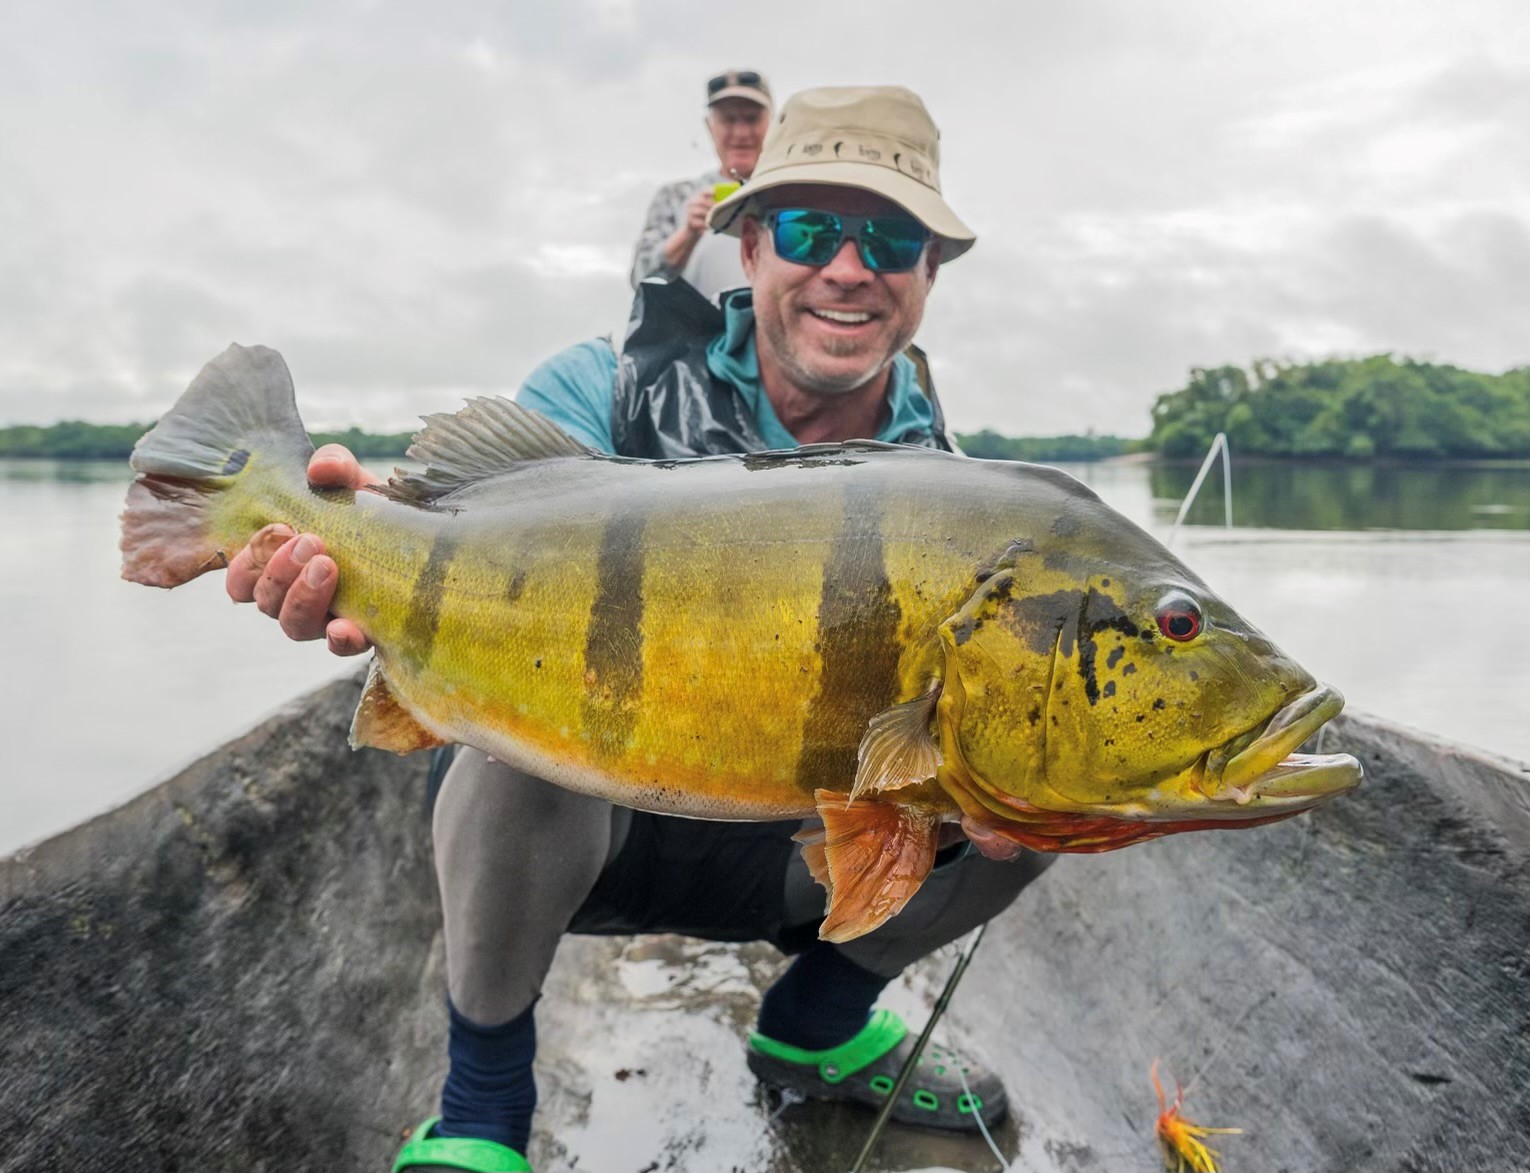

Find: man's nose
819;238;873;285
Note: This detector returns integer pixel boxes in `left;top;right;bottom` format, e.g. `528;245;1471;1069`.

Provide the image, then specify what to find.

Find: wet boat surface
2;672;1527;1172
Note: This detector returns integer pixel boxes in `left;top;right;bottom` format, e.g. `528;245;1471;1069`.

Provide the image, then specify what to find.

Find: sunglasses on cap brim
763;208;932;274
707;71;763;95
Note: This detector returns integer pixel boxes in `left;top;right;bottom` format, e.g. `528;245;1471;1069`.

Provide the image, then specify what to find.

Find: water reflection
1150;461;1530;531
0;458;134;484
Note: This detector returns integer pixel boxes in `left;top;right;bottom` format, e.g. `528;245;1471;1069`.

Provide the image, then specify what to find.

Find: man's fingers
275;551;339;641
251;533;318;618
227;524;294;602
309;443;382;491
325;618;373;656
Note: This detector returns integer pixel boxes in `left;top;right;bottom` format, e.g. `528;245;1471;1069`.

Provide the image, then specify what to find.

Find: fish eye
1154;591;1203;642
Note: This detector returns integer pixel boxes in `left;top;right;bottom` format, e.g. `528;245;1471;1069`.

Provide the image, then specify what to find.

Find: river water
2;457;1527;858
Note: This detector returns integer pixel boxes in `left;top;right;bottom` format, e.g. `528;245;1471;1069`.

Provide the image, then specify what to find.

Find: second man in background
629;69;772;302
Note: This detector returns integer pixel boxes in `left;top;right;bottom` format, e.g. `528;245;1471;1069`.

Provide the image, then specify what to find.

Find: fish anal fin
350;661;447;754
802;789;941;943
851;687;943;802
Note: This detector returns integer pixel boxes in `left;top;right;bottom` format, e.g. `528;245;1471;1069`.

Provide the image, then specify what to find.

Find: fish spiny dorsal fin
850;686;943;802
376;398;597;506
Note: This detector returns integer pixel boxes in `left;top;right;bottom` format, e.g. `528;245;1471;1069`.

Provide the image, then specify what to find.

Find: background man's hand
681;187;716;237
225;444;379;656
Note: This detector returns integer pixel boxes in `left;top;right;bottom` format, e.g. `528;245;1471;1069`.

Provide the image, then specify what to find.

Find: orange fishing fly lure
1152;1059;1244;1172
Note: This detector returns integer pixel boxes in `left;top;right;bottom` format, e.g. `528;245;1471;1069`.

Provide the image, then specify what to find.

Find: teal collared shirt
516;291;935;456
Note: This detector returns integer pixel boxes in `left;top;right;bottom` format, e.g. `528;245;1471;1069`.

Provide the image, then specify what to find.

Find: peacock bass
121;345;1363;941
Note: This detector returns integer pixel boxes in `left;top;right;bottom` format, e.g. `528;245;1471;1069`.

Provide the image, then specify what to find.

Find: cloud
0;0;1526;437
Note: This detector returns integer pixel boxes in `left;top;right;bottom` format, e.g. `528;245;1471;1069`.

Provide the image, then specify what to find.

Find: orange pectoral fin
797;789;941;943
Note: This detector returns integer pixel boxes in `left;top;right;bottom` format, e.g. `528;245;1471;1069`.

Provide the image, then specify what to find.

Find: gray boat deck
3;673;1527;1172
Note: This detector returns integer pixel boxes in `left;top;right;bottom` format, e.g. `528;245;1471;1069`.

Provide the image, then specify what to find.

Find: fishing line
1153;804;1321;1110
850;922;989;1173
954;1053;1007;1168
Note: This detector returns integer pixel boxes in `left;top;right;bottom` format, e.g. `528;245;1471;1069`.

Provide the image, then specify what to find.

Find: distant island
1150;355;1530;459
5;356;1525;461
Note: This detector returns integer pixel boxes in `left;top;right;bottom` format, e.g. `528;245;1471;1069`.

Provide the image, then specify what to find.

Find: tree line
954;431;1134;462
1150;355;1530;459
7;355;1526;461
0;422;417;460
2;418;1136;464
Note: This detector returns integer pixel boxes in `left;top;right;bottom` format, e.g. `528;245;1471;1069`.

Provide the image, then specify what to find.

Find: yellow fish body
122;345;1362;940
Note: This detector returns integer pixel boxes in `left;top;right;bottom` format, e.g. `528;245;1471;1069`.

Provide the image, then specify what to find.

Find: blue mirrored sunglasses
765;209;931;274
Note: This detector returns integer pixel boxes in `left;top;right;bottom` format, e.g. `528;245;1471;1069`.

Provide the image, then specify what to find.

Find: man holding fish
231;86;1041;1167
119;84;1358;1171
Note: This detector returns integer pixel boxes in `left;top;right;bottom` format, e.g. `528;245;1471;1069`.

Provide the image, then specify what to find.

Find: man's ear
740;216;763;280
923;240;942;286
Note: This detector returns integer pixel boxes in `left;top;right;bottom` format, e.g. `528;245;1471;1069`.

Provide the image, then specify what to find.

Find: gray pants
435;747;1056;1026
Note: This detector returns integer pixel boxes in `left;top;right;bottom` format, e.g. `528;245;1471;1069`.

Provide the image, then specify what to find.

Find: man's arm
629;180;710;290
514;339;619;453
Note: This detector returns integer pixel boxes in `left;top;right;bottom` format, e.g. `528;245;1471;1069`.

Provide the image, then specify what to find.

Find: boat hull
2;673;1526;1171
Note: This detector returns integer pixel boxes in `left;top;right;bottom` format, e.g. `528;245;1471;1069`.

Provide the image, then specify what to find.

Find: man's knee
936;847;1055;924
434;749;614;851
836;849;1057;977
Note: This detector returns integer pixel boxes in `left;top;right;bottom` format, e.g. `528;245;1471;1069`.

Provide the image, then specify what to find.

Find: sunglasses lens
736;71;760;86
707;75;727;94
860;218;928;272
773;210;842;265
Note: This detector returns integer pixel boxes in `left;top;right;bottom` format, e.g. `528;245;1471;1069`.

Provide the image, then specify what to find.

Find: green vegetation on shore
1151;356;1530;459
8;354;1526;462
0;422;416;460
5;418;1136;464
955;431;1135;461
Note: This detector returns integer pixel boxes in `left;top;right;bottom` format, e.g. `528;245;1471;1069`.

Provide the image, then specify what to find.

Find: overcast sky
2;0;1526;436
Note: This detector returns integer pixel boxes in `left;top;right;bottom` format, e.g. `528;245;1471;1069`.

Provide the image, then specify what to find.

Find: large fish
121;345;1362;941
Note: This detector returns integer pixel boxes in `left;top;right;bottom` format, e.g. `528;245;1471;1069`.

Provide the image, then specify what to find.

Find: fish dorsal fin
377;398;596;506
850;687;943;802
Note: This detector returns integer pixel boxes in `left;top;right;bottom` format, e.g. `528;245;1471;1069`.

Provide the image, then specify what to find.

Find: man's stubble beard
762;313;905;398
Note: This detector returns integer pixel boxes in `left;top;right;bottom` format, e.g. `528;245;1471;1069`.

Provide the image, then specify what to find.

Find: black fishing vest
610;280;956;461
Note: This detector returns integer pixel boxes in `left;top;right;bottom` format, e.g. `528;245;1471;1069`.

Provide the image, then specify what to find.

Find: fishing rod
849;922;990;1173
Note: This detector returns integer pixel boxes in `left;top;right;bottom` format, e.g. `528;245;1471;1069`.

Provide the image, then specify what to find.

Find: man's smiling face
741;184;940;397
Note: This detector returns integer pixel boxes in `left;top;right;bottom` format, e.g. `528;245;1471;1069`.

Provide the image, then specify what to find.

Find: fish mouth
1199;684;1363;813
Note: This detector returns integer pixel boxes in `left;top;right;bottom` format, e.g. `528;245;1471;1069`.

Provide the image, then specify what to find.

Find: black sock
756;944;893;1051
435;998;538;1154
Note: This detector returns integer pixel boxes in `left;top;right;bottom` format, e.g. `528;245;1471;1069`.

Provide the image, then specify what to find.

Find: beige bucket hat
708;85;975;263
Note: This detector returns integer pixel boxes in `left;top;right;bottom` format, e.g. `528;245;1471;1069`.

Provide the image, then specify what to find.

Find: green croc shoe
747;1009;1007;1132
392;1117;531;1172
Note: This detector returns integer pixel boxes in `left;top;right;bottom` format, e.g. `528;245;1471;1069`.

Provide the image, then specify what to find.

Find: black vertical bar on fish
795;482;903;793
582;510;647;761
398;533;459;672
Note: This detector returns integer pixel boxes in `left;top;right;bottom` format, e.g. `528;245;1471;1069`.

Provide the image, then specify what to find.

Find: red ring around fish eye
1155;592;1203;642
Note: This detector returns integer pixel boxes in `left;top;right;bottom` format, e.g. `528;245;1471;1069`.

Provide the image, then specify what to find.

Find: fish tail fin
120;344;313;588
796;789;941;943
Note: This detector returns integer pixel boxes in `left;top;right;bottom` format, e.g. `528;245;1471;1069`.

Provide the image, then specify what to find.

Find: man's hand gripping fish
120;345;1363;941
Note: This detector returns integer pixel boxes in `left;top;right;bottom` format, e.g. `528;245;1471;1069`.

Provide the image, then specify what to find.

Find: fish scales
381;462;992;819
122;345;1362;942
